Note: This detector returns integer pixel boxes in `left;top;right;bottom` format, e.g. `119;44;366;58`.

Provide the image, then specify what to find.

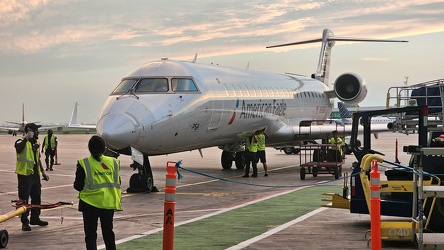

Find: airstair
406;146;444;249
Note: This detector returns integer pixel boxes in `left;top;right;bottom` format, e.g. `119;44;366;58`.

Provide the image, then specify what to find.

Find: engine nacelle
334;73;367;104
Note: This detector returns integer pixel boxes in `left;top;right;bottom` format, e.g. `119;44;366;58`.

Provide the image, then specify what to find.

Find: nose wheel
127;155;158;193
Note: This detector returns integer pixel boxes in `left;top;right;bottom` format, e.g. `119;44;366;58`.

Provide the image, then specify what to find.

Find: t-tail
69;102;80;126
267;28;408;85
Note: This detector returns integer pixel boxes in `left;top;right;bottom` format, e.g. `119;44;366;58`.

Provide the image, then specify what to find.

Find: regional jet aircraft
67;102;97;130
0;103;59;136
96;28;407;192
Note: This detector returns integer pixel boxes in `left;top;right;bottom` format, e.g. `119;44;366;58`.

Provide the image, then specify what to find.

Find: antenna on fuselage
246;62;250;69
192;53;198;63
266;28;408;86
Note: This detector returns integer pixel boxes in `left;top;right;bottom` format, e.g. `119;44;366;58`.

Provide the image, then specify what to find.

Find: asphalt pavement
0;132;420;249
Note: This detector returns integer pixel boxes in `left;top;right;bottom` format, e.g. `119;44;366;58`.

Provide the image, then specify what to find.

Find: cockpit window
112;79;138;94
172;78;198;92
135;78;168;93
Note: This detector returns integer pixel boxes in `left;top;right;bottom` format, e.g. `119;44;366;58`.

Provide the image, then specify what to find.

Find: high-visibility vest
245;136;258;153
77;155;122;210
257;133;266;151
43;135;57;150
16;138;40;176
328;137;344;155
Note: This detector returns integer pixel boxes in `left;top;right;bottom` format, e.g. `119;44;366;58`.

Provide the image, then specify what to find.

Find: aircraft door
205;75;225;131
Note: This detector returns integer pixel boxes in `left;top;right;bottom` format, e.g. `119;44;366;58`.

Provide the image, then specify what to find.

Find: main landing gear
221;151;245;169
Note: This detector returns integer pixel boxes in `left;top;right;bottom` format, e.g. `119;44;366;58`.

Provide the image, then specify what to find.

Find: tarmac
0;132;421;249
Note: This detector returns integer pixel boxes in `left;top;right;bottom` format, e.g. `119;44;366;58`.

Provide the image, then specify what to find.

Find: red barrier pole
370;159;381;250
163;161;177;250
54;149;61;165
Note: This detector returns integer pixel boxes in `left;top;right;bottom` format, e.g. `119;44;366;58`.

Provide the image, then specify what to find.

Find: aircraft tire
221;151;233;169
129;174;141;190
0;230;8;248
141;173;154;192
300;167;306;180
283;147;294;155
234;151;245;169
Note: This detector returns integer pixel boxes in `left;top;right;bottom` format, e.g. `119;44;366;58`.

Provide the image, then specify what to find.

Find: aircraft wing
0;126;20;132
268;120;391;147
39;125;63;131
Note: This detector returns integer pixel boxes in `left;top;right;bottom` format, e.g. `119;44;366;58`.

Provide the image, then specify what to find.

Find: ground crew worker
256;128;269;176
328;130;344;162
15;123;49;231
242;133;259;178
41;129;58;171
74;135;121;250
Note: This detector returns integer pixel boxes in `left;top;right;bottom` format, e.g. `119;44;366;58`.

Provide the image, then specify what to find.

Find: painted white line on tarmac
107;186;309;249
226;207;328;250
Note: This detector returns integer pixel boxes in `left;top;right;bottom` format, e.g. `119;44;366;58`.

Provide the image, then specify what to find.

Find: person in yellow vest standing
15;123;49;231
74;135;121;250
328;130;344;162
242;133;259;178
256;128;269;176
41;129;58;171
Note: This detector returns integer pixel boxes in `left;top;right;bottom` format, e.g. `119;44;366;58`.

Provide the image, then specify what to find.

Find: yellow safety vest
245;136;258;153
257;133;266;151
43;135;57;150
328;137;344;155
77;155;122;210
16;138;41;176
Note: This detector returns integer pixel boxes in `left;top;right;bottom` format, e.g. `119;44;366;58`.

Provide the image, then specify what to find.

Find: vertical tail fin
267;29;408;85
69;102;80;126
338;102;353;119
22;103;25;123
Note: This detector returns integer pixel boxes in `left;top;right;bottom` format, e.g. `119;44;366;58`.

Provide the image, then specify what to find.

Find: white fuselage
97;59;333;155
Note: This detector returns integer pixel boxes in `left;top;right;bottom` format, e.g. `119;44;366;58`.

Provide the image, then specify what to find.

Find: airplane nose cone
97;114;136;150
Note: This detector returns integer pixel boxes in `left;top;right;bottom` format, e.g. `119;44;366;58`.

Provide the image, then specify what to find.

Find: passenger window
112;79;138;94
172;78;198;92
135;78;168;92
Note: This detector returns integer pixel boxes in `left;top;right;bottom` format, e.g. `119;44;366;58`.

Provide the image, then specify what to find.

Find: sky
1;0;444;125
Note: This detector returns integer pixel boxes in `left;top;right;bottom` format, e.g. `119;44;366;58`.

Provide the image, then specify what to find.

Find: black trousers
244;151;258;176
17;173;41;224
81;201;116;250
44;149;56;166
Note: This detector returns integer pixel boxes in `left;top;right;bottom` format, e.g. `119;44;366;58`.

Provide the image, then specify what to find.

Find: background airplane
0;103;58;136
67;102;96;130
338;101;396;125
95;28;407;192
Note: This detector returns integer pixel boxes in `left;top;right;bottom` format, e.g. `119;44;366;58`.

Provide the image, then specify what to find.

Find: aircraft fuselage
97;59;333;156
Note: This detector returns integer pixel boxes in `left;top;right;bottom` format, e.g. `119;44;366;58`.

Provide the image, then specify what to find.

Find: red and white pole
370;159;381;250
163;161;177;250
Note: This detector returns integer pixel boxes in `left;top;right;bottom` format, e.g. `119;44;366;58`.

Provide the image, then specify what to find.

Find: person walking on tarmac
74;135;122;250
242;133;259;178
15;123;49;231
41;129;58;171
328;130;345;162
256;128;269;176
